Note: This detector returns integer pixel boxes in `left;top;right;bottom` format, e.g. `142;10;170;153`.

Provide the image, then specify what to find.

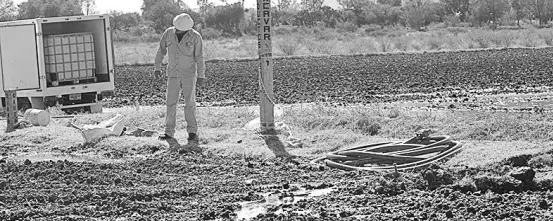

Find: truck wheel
43;96;57;108
17;97;31;112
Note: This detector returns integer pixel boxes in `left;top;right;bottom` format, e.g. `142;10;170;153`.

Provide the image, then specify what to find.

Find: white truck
0;14;115;113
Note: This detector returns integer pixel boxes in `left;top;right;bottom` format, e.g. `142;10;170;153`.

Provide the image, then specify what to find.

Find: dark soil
1;154;552;220
3;48;553;220
107;47;553;108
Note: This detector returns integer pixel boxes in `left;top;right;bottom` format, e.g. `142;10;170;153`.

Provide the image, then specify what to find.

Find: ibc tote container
43;32;97;83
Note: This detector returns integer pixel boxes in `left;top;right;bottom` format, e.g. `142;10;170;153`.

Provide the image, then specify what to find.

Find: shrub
113;27;159;43
470;33;491;48
393;36;410;51
367;28;390;38
336;22;358;33
131;27;144;37
346;38;376;54
200;27;223;40
499;10;518;27
444;37;462;50
356;119;381;135
538;31;553;46
499;32;517;47
113;31;132;42
522;35;541;47
277;38;301;56
444;15;461;27
426;37;443;50
376;37;393;52
487;32;503;47
363;25;381;34
303;40;335;55
446;27;468;36
274;25;294;35
313;29;341;41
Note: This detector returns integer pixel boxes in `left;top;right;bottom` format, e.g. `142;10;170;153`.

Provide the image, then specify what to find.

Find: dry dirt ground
2;96;553;221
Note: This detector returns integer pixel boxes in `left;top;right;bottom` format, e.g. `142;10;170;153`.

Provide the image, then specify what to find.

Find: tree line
0;0;552;37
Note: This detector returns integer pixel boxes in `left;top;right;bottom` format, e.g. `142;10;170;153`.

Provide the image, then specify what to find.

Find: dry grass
115;42;162;65
445;141;552;168
113;27;553;65
115;38;259;65
280;103;553;142
2;102;553;167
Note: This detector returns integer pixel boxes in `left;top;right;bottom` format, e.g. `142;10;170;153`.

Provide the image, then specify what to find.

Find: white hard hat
173;13;194;31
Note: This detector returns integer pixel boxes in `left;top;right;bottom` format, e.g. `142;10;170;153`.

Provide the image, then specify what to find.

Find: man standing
154;13;206;152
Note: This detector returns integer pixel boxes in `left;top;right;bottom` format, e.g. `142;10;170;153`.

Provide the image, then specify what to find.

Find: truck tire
17;97;31;112
43;96;57;108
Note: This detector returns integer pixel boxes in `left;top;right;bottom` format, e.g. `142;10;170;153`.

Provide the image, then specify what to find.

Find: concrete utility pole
257;0;275;132
256;0;293;158
4;90;17;133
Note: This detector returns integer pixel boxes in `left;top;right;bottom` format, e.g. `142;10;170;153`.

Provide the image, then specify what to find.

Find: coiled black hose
310;135;463;171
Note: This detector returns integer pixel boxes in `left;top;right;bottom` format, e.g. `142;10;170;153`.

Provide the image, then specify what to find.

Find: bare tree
338;0;373;12
526;0;553;26
470;0;509;25
275;0;298;10
510;0;526;27
18;0;83;19
197;0;214;16
81;0;97;15
440;0;470;21
301;0;324;12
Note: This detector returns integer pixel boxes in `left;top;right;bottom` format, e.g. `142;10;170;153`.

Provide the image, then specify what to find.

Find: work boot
187;133;199;146
160;134;180;152
158;134;174;141
182;133;202;153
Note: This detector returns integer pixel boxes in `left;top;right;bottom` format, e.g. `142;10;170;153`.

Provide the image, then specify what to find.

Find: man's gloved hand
197;78;206;87
154;70;162;78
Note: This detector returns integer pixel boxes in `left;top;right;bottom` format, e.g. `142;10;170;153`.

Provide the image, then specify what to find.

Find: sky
13;0;341;14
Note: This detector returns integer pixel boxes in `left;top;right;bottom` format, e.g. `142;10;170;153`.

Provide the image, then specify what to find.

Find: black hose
310;136;463;171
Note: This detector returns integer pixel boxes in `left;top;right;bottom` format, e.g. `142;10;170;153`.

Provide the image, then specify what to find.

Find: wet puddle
235;187;335;220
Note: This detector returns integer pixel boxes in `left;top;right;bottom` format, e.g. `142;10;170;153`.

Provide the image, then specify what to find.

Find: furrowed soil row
109;48;553;108
1;156;552;220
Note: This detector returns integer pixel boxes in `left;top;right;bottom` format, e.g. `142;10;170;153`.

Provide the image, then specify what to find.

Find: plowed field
108;47;553;108
2;48;553;220
2;155;552;220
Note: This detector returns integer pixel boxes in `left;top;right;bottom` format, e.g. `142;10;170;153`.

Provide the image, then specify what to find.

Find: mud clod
539;200;550;209
446;210;454;218
422;165;454;190
504;155;532;167
474;175;522;193
0;179;7;190
509;167;536;183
